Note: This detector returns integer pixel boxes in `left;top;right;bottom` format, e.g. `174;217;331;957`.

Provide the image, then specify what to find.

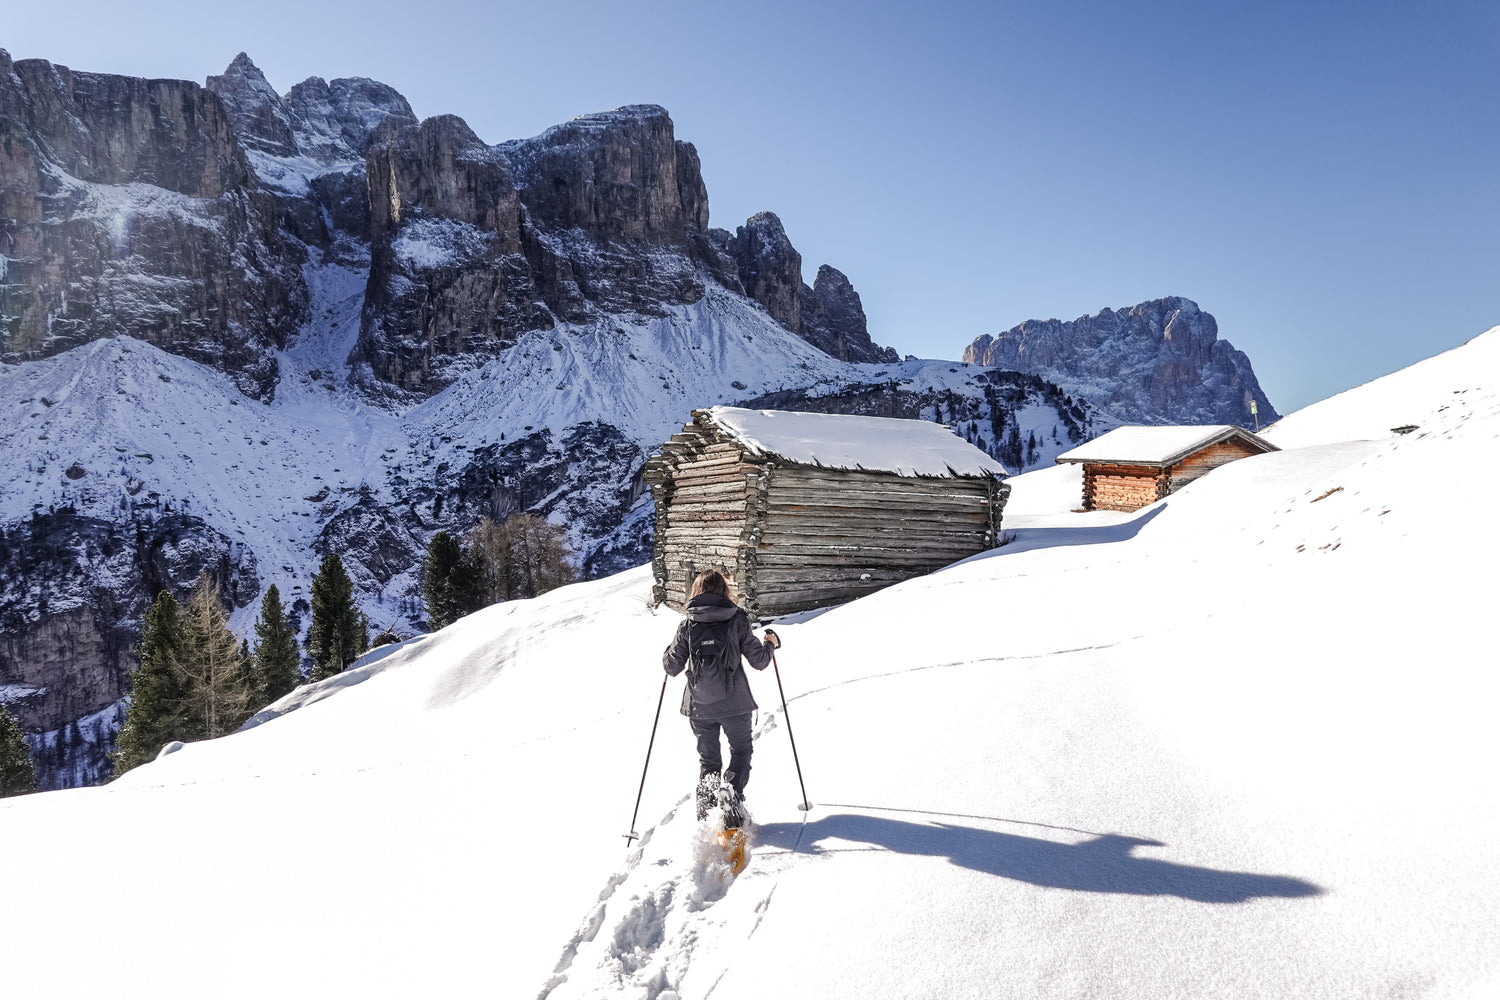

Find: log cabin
645;407;1011;619
1054;424;1278;512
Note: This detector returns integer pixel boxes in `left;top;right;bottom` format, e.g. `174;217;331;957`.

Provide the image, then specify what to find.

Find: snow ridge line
779;637;1149;706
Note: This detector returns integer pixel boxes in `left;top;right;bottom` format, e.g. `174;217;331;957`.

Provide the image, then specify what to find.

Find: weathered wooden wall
747;468;1000;616
1166;440;1262;491
647;413;1007;618
646;427;764;610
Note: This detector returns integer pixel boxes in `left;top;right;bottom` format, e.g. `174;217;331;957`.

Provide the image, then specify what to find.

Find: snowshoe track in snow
540;801;773;1000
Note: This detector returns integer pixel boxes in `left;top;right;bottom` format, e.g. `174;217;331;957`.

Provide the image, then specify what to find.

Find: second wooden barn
1054;424;1278;512
645;407;1011;619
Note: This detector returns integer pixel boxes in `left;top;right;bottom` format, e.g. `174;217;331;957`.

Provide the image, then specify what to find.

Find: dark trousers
690;713;753;795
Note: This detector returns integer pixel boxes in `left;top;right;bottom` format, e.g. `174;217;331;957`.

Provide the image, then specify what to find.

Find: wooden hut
645;407;1010;619
1054;424;1278;512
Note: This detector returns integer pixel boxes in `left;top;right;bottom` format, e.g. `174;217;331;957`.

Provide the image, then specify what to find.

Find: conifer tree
253;584;301;703
234;638;257;727
114;590;190;776
308;553;366;681
423;530;465;630
178;574;250;739
0;700;37;797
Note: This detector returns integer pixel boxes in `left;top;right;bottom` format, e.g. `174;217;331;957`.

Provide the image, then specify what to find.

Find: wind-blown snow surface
2;329;1498;998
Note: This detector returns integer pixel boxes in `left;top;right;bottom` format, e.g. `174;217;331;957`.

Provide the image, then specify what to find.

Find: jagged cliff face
723;212;898;365
0;51;1277;790
964;297;1280;428
0;50;307;398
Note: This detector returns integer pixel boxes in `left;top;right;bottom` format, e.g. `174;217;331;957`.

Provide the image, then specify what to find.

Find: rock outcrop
353;105;739;396
725;212;897;363
728;211;803;334
964;297;1279;427
801;264;898;364
0;50;306;397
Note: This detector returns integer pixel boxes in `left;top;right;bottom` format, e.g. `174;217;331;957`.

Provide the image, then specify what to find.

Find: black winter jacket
663;593;775;720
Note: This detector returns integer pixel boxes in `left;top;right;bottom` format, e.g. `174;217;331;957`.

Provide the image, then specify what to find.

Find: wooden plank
759;520;989;538
669;481;748;501
671;454;745;473
764;493;990;511
757;583;891;607
664;513;750;527
768;475;992;498
756;530;990;548
755;551;976;569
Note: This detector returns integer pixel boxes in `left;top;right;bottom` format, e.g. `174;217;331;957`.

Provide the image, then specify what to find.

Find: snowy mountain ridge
1;325;1494;999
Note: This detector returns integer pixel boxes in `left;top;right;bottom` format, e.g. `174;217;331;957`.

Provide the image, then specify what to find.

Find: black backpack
686;617;739;705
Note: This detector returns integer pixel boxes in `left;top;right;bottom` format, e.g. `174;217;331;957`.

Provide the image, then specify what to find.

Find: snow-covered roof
703;406;1008;479
1054;424;1276;467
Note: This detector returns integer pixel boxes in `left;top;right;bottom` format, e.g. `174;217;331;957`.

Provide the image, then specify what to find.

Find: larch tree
466;514;577;606
308;553;366;681
178;573;251;740
0;700;37;797
253;584;301;703
113;590;191;776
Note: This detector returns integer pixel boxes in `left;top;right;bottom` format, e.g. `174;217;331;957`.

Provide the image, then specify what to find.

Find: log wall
1081;463;1167;512
747;467;1001;617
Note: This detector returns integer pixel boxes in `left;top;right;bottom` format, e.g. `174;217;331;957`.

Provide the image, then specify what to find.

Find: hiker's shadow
756;814;1322;904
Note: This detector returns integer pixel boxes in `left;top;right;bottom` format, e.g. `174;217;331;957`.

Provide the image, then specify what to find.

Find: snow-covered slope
1263;327;1500;448
2;328;1495;997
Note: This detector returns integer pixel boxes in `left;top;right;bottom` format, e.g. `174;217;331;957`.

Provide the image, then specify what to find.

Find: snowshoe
714;827;749;876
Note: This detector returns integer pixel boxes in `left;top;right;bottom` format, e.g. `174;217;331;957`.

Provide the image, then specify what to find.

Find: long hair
689;569;731;602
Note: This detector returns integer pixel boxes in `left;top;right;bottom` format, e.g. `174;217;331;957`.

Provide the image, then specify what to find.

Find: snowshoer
663;569;780;830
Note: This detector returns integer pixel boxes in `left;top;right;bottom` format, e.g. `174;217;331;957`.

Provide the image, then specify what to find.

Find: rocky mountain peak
728;212;803;333
724;215;897;363
497;104;705;245
206;53;298;156
802;264;898;364
284;74;416;162
207;55;416;166
963;296;1278;427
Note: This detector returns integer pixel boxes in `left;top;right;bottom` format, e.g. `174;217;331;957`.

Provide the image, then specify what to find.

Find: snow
707;405;1010;477
1;325;1497;997
390;216;494;269
1055;424;1273;466
243;150;361;196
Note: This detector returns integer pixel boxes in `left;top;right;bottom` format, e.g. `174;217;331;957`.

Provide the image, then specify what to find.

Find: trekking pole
771;650;812;811
624;675;668;846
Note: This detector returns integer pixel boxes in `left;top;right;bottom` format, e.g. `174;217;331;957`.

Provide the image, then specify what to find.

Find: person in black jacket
663;569;780;825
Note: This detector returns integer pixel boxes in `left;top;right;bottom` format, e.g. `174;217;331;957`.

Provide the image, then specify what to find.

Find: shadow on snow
755;812;1323;904
984;503;1170;558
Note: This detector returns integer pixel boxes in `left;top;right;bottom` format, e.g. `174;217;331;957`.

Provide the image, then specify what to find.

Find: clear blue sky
5;0;1496;412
